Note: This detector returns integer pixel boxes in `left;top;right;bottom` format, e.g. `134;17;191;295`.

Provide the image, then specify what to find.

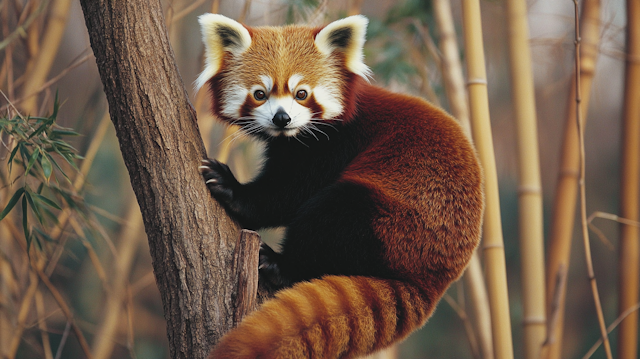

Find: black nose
272;109;291;129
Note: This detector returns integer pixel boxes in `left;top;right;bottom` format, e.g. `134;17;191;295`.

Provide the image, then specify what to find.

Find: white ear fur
195;14;252;91
314;15;372;80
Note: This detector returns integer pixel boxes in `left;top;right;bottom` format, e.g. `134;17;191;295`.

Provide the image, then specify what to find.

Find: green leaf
56;189;79;211
33;193;61;210
40;151;52;181
33;227;55;243
14;126;27;139
47;153;71;182
22;195;31;250
19;143;30;165
51;91;60;120
53;147;79;172
25;191;44;225
51;129;80;137
40;206;59;224
0;188;25;220
24;149;40;177
28;122;50;139
7;145;19;173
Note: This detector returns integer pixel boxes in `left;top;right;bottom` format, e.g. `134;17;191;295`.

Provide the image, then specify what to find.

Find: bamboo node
466;78;487;86
483;243;504;250
559;168;580;178
522;316;547;325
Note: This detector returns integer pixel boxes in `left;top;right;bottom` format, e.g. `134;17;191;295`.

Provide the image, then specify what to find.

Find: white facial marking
313;84;343;119
220;84;249;118
288;74;303;92
260;75;273;92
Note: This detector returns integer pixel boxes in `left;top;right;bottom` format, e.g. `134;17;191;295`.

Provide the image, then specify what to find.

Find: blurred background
0;0;632;358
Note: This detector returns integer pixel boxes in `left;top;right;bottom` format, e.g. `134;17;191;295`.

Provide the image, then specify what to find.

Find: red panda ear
314;15;372;81
196;14;252;90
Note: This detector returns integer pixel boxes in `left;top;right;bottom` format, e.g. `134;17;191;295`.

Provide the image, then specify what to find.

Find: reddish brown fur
208;84;483;358
201;16;484;359
209;276;431;359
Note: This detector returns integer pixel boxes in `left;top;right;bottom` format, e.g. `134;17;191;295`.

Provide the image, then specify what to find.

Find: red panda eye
254;90;266;101
295;90;308;100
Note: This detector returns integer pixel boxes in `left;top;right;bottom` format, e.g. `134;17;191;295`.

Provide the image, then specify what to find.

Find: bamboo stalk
91;201;143;359
348;0;363;16
35;290;54;359
584;302;640;359
617;0;640;358
0;256;14;357
2;0;16;100
433;0;471;138
504;1;546;358
20;0;73;114
5;216;95;359
45;111;112;276
461;1;513;359
432;2;493;358
572;1;611;357
544;1;601;358
444;290;480;358
463;252;495;359
211;0;220;14
7;270;39;358
238;0;252;23
35;262;94;359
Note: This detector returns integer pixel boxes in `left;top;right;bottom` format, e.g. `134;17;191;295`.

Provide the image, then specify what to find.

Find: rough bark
79;1;245;358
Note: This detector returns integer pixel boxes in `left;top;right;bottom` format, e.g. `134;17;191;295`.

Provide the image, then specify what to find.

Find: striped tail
209;275;434;359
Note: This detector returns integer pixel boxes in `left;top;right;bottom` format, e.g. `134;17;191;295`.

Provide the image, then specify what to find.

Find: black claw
199;158;238;204
259;242;290;290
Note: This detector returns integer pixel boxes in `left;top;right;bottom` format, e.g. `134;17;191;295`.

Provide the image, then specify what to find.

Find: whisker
310;120;338;131
301;125;319;141
292;134;310;148
309;124;330;140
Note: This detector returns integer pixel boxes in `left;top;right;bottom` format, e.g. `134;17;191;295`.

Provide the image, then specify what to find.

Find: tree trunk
79;1;244;358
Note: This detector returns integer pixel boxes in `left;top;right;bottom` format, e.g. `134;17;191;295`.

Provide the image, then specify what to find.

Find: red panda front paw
199;158;239;205
259;242;290;290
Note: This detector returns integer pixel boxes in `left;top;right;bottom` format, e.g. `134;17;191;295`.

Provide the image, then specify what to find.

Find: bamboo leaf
22;195;31;251
40;205;59;224
28;122;50;139
33;193;61;210
25;191;44;225
33;227;55;243
41;151;53;181
7;145;19;173
19;143;30;165
51;129;80;137
51;91;60;119
54;147;79;172
24;149;40;177
0;187;25;220
47;153;71;182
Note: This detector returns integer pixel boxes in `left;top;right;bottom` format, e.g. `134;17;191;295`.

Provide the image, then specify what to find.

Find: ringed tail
209;275;433;359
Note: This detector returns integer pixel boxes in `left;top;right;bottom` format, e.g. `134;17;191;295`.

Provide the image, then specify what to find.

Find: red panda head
196;14;370;139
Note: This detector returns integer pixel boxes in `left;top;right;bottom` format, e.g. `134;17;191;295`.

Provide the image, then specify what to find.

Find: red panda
197;14;484;359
